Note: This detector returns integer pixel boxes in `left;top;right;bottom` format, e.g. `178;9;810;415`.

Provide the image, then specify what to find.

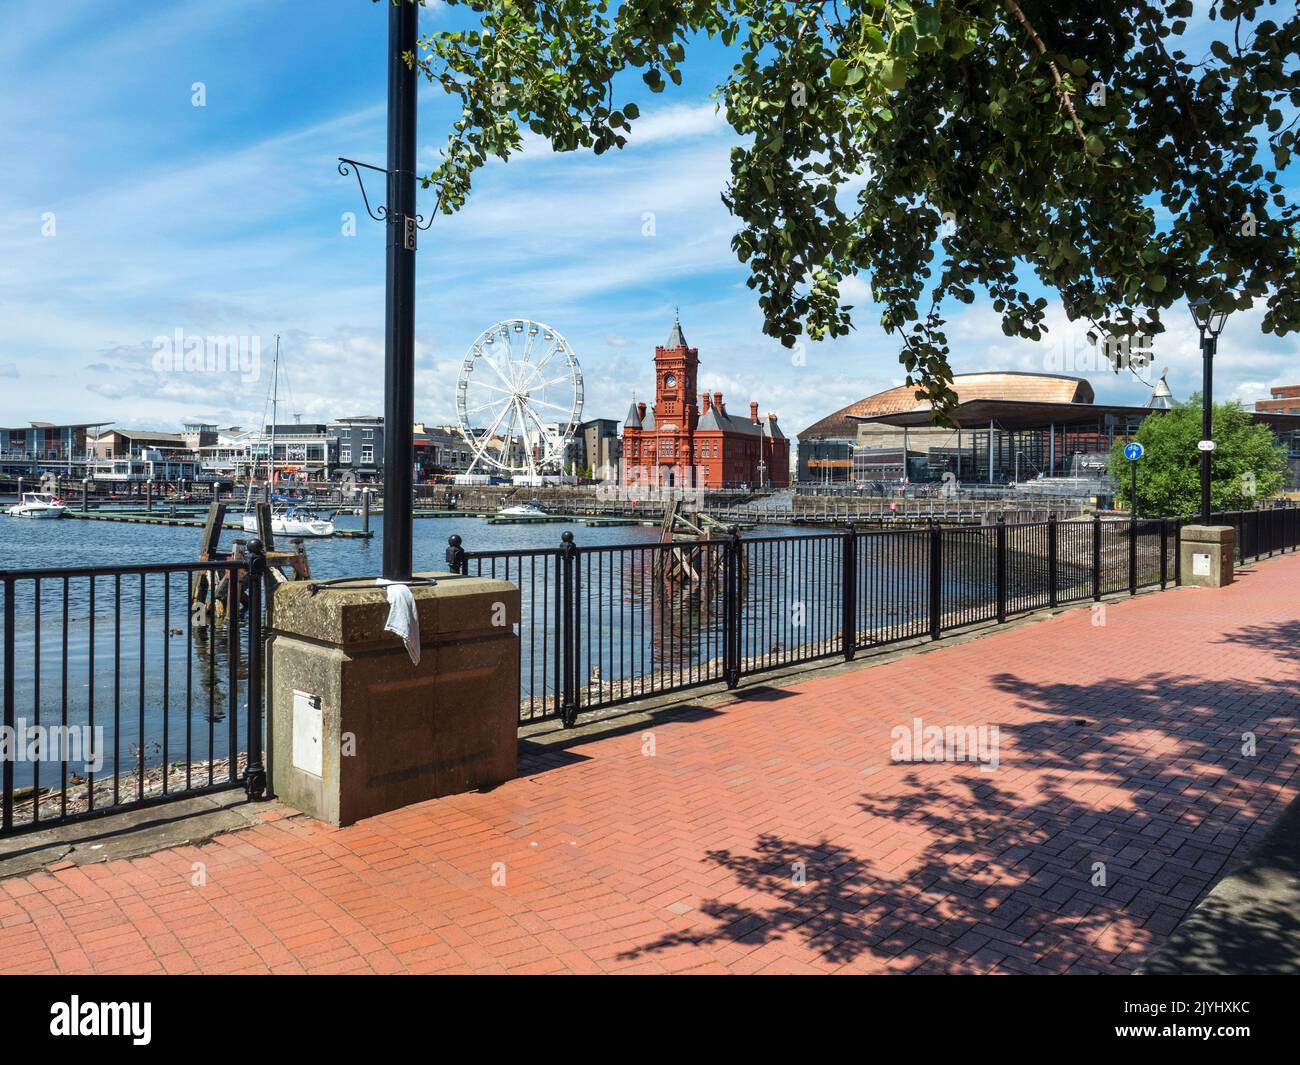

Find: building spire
1147;368;1175;409
666;309;687;349
624;397;642;429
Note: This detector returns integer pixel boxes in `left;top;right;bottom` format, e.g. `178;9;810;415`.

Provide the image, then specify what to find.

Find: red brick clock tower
652;316;698;486
621;314;790;489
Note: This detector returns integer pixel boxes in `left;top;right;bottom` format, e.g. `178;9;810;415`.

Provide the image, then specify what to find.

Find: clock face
664;374;677;388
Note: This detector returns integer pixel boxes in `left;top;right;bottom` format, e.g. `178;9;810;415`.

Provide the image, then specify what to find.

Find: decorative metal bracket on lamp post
1188;298;1229;527
338;157;436;242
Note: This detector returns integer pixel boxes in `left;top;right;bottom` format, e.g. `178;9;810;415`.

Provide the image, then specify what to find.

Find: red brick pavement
3;555;1299;974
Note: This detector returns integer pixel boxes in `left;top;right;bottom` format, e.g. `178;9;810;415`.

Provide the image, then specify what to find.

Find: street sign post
1123;442;1143;518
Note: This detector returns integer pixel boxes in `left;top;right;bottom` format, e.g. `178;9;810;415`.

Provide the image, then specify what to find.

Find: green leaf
880;59;908;91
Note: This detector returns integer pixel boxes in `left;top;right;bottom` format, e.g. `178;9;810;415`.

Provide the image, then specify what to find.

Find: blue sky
2;0;1296;440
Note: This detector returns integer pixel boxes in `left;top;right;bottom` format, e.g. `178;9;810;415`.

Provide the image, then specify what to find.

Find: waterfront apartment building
255;423;336;483
328;415;384;480
93;428;189;460
413;423;476;477
1256;384;1300;416
0;422;107;475
554;418;622;480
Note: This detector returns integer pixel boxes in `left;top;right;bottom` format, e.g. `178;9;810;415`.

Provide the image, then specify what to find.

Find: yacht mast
269;335;280;494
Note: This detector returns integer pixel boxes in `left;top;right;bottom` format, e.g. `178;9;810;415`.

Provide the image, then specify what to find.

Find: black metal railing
452;507;1300;729
1;551;266;837
4;507;1296;831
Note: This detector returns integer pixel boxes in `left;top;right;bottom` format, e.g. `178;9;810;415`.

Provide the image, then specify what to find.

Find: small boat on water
5;492;67;519
497;499;547;518
242;505;336;538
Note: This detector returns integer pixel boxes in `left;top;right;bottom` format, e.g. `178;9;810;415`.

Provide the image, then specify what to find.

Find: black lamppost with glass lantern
1187;299;1229;526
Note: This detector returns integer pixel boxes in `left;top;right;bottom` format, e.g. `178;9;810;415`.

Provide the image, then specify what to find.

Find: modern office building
798;370;1300;487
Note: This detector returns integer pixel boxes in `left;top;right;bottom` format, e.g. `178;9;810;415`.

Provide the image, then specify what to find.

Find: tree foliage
405;0;1300;413
1108;396;1288;514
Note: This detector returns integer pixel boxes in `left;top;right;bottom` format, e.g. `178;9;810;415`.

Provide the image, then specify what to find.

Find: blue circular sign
1124;442;1144;461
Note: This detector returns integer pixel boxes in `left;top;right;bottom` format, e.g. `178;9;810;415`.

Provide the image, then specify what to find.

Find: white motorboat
242;506;335;538
497;500;548;518
5;492;67;519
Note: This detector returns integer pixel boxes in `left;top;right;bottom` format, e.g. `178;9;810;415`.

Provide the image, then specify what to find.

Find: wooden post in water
256;501;275;551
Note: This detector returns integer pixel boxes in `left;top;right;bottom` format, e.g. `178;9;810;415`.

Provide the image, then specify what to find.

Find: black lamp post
382;0;419;580
340;2;421;579
1188;299;1229;526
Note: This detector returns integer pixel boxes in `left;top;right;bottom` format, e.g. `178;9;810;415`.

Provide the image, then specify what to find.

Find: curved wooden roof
799;372;1095;440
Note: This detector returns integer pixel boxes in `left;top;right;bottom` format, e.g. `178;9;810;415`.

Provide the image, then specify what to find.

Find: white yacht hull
242;514;336;538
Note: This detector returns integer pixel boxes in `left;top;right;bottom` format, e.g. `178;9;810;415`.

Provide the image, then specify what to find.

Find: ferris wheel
456;319;584;478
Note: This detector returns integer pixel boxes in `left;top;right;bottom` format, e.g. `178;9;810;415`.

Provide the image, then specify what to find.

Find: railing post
445;533;468;575
1174;517;1183;585
1045;514;1055;608
722;525;742;687
995;515;1007;623
559;531;579;726
928;519;942;641
1092;513;1102;601
244;541;267;801
1159;518;1168;589
1128;509;1137;596
841;523;856;662
2;576;13;833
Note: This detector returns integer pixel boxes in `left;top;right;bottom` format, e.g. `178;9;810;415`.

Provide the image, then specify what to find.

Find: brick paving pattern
2;554;1298;974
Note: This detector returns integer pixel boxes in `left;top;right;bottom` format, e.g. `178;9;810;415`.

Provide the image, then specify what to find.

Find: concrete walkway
2;555;1299;974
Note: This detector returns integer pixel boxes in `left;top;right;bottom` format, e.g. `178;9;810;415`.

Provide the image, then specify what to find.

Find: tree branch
1001;0;1089;152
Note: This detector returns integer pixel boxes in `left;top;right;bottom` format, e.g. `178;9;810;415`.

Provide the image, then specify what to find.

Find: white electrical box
292;690;324;777
1192;552;1212;577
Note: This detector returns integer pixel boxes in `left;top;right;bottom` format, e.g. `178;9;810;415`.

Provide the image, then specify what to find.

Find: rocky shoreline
11;753;248;827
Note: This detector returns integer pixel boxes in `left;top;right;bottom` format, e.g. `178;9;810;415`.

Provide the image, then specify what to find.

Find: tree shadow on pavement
1216;619;1300;668
619;625;1300;973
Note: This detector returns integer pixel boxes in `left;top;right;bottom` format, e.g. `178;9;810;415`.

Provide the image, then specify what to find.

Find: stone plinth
1179;525;1236;589
268;574;519;826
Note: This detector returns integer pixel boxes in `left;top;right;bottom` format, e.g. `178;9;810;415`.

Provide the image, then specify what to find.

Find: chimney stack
700;392;710;413
713;391;724;414
750;401;759;424
637;402;647;422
